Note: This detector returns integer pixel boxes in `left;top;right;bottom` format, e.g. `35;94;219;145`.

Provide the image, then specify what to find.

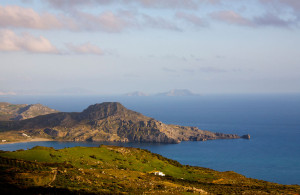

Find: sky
0;0;300;95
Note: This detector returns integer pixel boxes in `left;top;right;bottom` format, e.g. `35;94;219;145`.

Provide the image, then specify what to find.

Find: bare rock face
43;128;59;137
0;102;247;143
79;102;128;121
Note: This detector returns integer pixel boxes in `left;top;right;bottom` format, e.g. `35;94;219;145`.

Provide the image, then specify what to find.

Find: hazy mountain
156;89;200;96
0;91;16;96
0;102;246;143
124;91;149;96
124;89;200;97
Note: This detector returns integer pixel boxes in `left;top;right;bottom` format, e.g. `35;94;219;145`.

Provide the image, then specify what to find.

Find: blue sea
0;94;299;185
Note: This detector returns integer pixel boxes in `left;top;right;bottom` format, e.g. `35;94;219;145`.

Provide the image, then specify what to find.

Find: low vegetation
0;145;299;194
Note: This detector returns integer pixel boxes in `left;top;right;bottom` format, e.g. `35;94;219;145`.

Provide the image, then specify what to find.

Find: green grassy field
0;145;299;194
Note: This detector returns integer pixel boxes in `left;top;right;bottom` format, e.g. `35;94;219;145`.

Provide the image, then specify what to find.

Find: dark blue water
0;94;299;185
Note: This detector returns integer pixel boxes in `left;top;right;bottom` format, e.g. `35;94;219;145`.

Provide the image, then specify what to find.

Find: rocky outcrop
43;128;59;138
241;134;251;139
0;102;247;144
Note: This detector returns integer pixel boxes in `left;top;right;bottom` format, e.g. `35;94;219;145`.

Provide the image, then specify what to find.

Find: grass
0;145;299;194
1;145;213;181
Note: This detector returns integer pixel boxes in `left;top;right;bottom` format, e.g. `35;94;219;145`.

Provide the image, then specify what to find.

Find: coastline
0;138;54;145
0;137;299;185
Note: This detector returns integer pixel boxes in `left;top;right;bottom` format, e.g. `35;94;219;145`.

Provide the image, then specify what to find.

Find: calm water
0;94;299;185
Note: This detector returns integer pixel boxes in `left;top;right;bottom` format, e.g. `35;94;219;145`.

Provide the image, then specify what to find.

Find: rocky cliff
0;102;247;143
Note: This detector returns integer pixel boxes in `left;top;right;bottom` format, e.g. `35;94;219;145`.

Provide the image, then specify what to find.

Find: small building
154;171;165;176
1;140;6;142
22;133;30;137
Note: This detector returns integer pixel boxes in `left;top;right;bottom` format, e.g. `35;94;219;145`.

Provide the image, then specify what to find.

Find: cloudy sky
0;0;299;95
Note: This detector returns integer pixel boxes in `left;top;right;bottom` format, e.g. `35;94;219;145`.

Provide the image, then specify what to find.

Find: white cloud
211;11;253;26
72;11;180;32
254;13;294;27
45;0;219;10
280;0;300;11
211;10;298;28
176;12;206;27
0;5;63;29
72;11;133;32
141;14;180;31
0;30;58;53
260;0;300;12
3;0;300;33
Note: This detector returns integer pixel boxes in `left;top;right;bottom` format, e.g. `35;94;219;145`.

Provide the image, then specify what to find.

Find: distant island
156;89;200;96
125;89;200;97
124;91;149;96
0;102;249;144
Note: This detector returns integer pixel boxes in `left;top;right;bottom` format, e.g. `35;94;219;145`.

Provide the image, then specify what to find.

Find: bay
0;94;299;185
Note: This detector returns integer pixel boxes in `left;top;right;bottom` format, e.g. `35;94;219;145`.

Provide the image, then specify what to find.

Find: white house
22;133;30;137
154;171;165;176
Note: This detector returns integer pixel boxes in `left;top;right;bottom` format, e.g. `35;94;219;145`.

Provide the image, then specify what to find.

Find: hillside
0;102;247;144
0;102;59;121
0;145;298;194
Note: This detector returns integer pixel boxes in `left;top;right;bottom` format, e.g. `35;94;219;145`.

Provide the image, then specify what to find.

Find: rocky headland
0;102;249;143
